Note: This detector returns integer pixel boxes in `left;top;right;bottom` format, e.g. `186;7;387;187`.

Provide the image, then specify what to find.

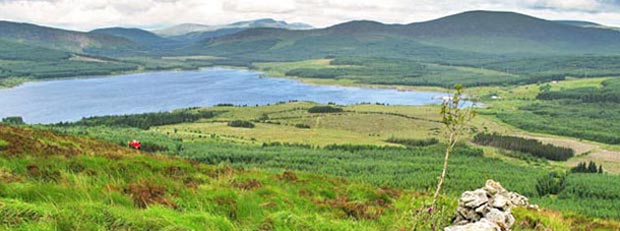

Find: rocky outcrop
445;180;535;231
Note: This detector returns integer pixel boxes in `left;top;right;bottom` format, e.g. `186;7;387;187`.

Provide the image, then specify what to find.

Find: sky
0;0;618;31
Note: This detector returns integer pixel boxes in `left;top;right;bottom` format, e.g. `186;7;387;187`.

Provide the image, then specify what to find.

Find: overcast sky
0;0;618;31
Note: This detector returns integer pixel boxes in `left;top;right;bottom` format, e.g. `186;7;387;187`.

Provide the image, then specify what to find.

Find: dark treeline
227;120;255;128
385;137;439;147
323;144;407;152
294;124;311;129
0;60;138;80
307;106;344;113
58;110;215;130
571;161;604;174
1;116;25;125
537;78;620;103
473;133;574;161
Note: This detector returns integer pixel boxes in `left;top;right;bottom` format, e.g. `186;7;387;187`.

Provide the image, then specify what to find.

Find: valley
1;8;620;230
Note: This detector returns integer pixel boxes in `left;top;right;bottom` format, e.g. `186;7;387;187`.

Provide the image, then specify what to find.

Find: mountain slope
0;21;135;52
90;27;170;46
199;11;620;57
401;11;620;54
168;28;246;43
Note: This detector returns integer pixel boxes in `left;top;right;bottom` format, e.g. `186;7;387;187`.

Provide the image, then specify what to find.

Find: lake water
0;68;450;124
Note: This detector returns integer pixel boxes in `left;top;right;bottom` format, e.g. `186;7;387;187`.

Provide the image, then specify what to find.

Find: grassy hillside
0;125;413;230
0;38;142;86
7;125;612;230
90;28;172;47
41;102;620;221
490;78;620;145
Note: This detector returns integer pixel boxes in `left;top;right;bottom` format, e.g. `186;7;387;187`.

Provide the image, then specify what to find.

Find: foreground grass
4;125;619;230
0;125;425;230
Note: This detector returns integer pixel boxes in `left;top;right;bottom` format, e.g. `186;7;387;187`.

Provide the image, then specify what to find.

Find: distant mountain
152;23;212;37
400;11;620;54
153;18;313;37
167;28;246;43
89;27;170;46
195;11;620;59
2;11;620;59
0;21;135;52
228;18;313;30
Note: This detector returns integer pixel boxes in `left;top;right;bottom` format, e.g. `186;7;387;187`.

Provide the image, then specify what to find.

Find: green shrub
307;106;343;113
385;137;438;147
571;161;603;174
0;139;8;150
294;124;311;129
1;116;25;125
536;172;567;196
227;120;255;128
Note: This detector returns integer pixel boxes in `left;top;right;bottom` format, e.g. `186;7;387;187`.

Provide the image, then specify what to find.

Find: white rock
509;192;529;207
491;194;509;210
506;213;515;228
445;218;501;231
483;180;505;195
484;208;508;227
459;189;488;208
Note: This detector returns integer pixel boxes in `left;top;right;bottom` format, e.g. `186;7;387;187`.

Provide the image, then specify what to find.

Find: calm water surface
0;68;450;124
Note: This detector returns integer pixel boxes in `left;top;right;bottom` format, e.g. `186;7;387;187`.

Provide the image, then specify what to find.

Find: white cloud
0;0;618;31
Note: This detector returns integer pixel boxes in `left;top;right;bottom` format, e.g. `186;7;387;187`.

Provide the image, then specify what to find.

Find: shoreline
0;64;452;95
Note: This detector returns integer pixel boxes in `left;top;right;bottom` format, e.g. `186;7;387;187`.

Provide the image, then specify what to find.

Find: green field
33;100;619;222
7;124;619;230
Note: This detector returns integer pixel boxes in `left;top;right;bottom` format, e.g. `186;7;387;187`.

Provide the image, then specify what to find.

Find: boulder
445;219;501;231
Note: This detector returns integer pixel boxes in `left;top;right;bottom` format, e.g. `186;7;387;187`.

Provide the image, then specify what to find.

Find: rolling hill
0;21;136;52
0;125;437;230
402;11;620;54
89;27;171;46
198;11;620;57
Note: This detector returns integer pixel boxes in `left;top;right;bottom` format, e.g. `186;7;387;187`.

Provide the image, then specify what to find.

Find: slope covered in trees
473;133;574;161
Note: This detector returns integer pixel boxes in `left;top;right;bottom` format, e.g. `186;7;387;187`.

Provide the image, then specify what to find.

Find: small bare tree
431;84;475;210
